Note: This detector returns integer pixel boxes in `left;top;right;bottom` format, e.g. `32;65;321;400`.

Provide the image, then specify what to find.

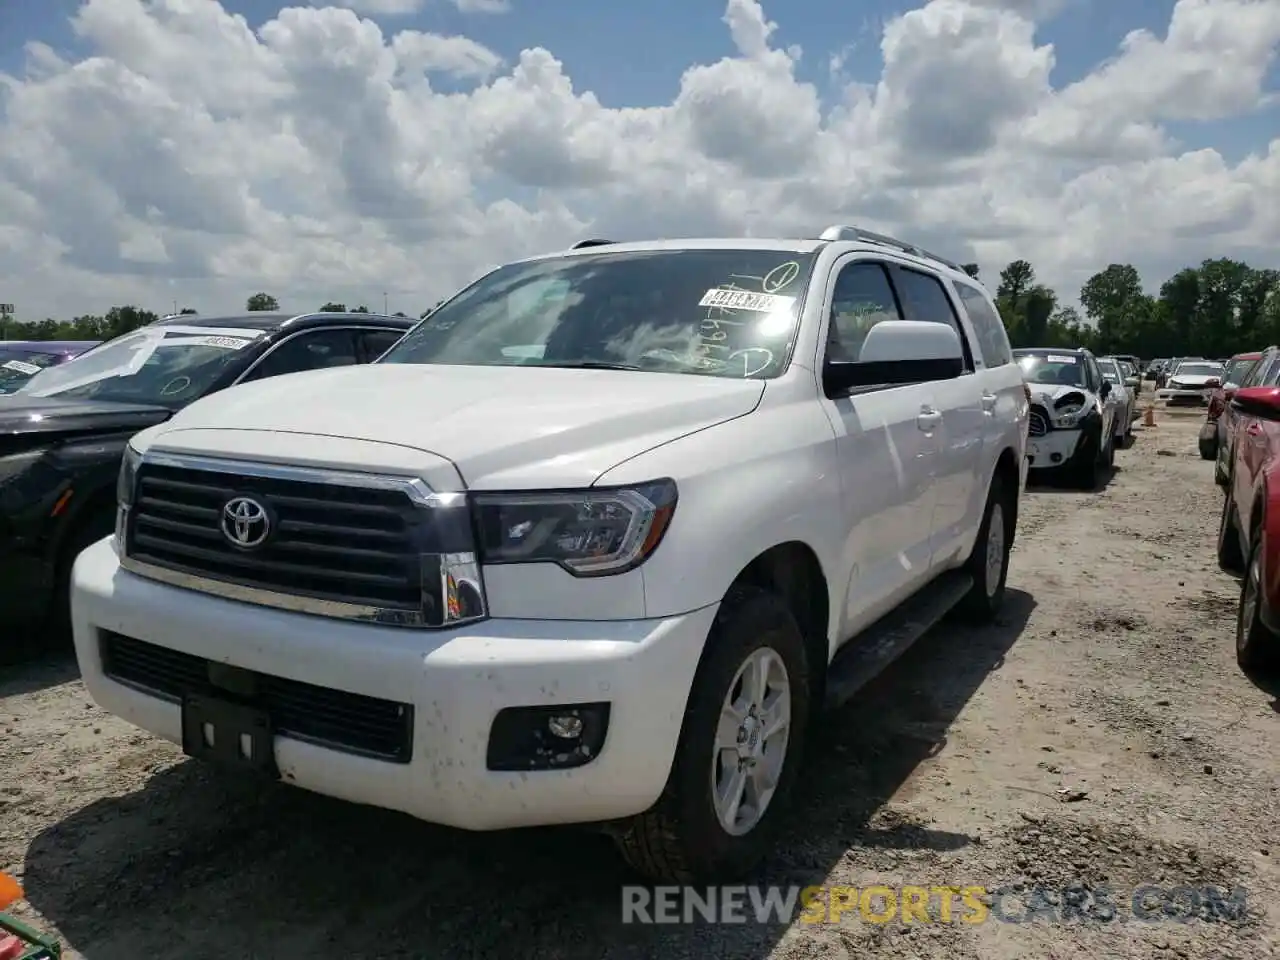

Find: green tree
351;305;370;313
246;293;279;312
319;302;347;312
179;307;197;315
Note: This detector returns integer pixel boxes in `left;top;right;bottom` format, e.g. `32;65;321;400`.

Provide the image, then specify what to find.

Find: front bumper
71;537;714;830
1025;427;1084;470
1158;388;1210;405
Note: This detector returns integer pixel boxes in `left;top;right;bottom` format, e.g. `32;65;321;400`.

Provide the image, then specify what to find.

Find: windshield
1172;362;1223;379
1015;351;1086;388
1224;357;1257;385
1099;360;1122;383
381;248;817;379
17;325;265;406
0;349;64;395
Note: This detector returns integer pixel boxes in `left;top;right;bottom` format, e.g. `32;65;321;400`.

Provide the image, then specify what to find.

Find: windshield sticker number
1047;354;1078;364
1;360;41;375
699;289;797;312
177;335;254;350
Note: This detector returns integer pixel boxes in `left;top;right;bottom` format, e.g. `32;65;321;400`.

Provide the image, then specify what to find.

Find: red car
1208;348;1280;486
1218;382;1280;670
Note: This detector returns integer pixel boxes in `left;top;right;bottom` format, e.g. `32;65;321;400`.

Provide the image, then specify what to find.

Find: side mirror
1100;381;1112;398
1232;386;1280;419
823;320;964;396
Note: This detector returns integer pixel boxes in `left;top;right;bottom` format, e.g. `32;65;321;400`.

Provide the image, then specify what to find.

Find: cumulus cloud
0;0;1276;319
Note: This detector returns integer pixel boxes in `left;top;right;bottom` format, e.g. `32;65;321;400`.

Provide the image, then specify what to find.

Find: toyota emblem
221;496;271;548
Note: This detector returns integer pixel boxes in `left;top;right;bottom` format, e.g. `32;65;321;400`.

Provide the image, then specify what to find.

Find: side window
1262;354;1280;385
827;262;902;363
891;267;974;371
360;329;404;362
956;283;1012;368
241;329;359;383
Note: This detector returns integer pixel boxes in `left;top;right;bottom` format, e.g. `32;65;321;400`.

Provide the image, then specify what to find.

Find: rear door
888;264;986;567
357;328;406;362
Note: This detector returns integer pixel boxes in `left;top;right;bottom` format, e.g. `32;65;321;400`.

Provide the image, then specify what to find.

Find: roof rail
818;224;965;273
571;238;614;249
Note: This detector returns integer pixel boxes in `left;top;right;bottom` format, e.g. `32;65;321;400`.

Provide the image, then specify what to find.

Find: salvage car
1016;347;1119;487
0;312;413;658
1158;359;1221;403
69;226;1029;882
1216;382;1280;670
0;341;100;395
1199;350;1264;465
1098;357;1136;449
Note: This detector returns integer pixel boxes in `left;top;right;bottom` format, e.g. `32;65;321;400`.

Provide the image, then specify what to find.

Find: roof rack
571;238;614;249
818;224;965;273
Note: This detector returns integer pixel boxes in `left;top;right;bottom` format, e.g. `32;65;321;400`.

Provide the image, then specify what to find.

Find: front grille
1029;404;1049;437
126;461;423;613
101;632;414;762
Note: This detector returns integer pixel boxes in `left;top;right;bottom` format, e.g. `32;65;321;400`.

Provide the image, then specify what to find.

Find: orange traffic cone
1143;404;1156;427
0;873;20;912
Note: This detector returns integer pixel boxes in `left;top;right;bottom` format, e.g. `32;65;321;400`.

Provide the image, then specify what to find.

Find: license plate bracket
181;693;278;778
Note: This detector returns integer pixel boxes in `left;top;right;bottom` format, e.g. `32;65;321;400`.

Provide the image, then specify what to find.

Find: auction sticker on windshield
2;360;41;375
699;289;797;312
175;335;255;350
1047;355;1078;363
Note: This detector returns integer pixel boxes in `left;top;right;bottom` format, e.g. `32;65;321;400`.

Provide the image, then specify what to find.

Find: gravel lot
3;410;1278;960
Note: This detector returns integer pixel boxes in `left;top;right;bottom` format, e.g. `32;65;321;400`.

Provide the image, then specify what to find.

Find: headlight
472;479;678;577
1054;404;1085;426
0;448;46;483
114;444;143;552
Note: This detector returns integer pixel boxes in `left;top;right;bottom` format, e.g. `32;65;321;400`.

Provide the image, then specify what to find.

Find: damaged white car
1016;347;1119;489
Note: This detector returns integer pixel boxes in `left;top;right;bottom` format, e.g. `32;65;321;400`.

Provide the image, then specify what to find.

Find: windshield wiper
532;361;643;371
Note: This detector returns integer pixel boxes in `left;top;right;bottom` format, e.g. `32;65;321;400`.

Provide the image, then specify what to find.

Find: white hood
153;364;766;490
1167;373;1218;387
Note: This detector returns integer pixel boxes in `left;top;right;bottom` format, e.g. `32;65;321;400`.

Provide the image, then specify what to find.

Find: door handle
917;407;943;431
981;393;998;413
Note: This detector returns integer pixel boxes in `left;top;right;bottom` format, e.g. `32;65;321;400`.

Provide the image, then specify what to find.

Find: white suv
1015;347;1119;489
71;226;1028;882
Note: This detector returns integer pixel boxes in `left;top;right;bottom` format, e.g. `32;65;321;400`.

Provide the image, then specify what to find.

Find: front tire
1237;534;1280;672
956;473;1012;623
1218;480;1245;574
45;507;117;650
613;585;811;883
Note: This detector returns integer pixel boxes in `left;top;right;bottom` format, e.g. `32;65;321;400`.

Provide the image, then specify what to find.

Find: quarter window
242;329;359;382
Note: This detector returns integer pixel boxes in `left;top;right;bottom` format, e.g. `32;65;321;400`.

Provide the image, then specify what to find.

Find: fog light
548;714;583;739
486;702;610;771
1050;453;1062;463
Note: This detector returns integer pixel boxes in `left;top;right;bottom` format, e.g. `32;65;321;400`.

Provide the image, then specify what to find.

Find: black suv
0;311;415;656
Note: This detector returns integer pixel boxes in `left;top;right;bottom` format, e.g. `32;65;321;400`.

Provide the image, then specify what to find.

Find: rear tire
613;585;811;883
1237;534;1280;672
956;473;1012;623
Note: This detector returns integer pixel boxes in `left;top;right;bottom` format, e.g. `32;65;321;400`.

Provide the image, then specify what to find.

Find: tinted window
361;330;403;361
382;249;818;380
827;262;901;362
0;349;63;395
956;284;1012;367
893;268;973;370
1224;357;1257;386
243;329;359;382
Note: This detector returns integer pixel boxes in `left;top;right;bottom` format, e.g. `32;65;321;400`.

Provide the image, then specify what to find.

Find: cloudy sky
0;0;1276;322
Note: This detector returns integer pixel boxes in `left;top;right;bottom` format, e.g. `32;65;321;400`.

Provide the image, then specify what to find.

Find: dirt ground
2;408;1278;960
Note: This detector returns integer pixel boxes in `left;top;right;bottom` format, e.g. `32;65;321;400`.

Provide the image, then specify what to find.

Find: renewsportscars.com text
621;884;1249;925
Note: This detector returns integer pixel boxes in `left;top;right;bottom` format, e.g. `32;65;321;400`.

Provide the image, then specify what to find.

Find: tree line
4;261;1278;359
1;294;421;343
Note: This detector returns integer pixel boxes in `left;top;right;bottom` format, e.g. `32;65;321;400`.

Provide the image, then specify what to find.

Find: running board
823;570;975;710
